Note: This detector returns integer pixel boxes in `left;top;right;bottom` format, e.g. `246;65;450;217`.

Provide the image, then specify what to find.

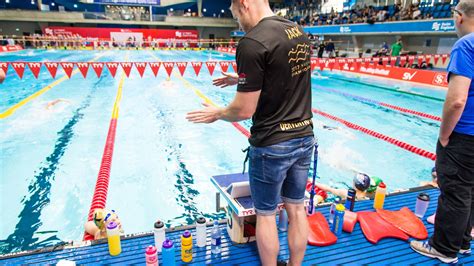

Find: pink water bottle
145;245;158;266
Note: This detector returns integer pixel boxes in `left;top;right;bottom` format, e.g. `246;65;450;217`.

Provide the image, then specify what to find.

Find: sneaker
459;248;471;255
410;241;458;264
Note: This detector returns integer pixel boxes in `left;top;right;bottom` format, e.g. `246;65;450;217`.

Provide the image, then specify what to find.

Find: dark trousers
430;132;474;257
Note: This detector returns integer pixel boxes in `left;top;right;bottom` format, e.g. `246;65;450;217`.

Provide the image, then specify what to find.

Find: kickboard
307;212;338;246
343;211;358;233
376;207;428;240
358;211;409;244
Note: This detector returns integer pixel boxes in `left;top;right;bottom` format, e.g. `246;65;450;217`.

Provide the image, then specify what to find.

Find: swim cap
353;173;370;191
367;176;383;193
431;167;436;174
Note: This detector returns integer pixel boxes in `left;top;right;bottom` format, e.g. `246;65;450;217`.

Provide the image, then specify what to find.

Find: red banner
231;61;237;73
206;62;217;76
106;62;119;77
134;62;147;77
441;54;449;64
219;61;230;73
45;62;59;78
11;62;26;79
149;62;161;77
340;64;447;88
163;62;175;77
76;62;90;78
176;62;187;76
191;62;202;76
91;62;104;78
43;27;198;40
434;54;441;65
0;45;23;53
0;62;8;75
27;62;42;78
60;62;75;78
120;62;133;77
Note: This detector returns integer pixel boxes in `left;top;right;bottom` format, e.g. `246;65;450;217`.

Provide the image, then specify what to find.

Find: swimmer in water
420;166;438;188
0;68;5;84
323;125;340;131
316;173;384;200
46;98;70;110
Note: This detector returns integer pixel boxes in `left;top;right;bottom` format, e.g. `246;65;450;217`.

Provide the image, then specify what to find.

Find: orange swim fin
307;212;338;246
376;207;428;240
358;211;409;244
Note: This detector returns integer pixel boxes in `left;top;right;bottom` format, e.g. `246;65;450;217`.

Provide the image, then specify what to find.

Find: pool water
0;49;445;254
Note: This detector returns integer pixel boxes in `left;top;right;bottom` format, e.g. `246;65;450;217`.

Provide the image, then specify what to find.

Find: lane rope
83;59;127;241
316;86;441;122
312;108;436;161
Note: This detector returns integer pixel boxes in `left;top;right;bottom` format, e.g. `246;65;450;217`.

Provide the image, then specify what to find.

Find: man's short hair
458;0;474;17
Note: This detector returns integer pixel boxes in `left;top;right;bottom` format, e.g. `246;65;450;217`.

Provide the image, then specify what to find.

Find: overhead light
74;4;78;8
51;2;55;6
6;0;10;3
31;1;35;4
203;8;206;12
170;8;174;11
221;9;225;13
187;9;191;12
16;28;20;31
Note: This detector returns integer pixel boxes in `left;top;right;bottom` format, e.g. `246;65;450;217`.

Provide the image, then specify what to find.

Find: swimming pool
0;49;445;254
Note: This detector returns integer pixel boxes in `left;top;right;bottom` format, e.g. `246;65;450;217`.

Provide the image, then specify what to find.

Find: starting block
211;173;310;244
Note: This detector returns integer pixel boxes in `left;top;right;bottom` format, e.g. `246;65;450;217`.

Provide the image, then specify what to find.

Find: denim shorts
248;136;315;216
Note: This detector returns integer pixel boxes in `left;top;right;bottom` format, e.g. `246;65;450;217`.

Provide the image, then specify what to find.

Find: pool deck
1;187;473;265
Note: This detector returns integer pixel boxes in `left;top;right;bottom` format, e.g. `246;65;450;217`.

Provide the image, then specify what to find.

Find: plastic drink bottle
154;220;165;252
145;245;158;266
211;221;222;254
181;230;193;262
278;209;288;232
195;216;207;248
162;239;176;266
415;193;430;218
345;188;356;212
106;221;121;256
373;182;387;209
329;197;341;224
331;204;345;236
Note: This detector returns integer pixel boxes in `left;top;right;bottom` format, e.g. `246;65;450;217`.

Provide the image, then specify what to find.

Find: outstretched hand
212;71;239;88
186;102;222;124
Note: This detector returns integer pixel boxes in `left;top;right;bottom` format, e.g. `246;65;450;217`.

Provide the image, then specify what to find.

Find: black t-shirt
236;16;313;147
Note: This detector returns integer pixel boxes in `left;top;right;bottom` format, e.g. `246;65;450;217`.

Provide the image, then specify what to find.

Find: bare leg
286;203;308;266
256;214;279;266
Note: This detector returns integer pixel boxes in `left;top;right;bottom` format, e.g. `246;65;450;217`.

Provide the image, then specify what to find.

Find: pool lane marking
327;75;445;102
84;56;127;241
316;86;442;122
0;54;105;120
312;108;436;161
147;51;250;138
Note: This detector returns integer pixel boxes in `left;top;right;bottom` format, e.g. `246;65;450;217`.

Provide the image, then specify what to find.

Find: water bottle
162;238;176;266
106;221;121;256
329;197;341;224
373;182;387;209
195;216;207;248
345;188;356;212
211;221;222;254
181;230;193;262
278;209;288;232
415;193;430;218
145;245;158;266
153;220;165;252
331;204;345;236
